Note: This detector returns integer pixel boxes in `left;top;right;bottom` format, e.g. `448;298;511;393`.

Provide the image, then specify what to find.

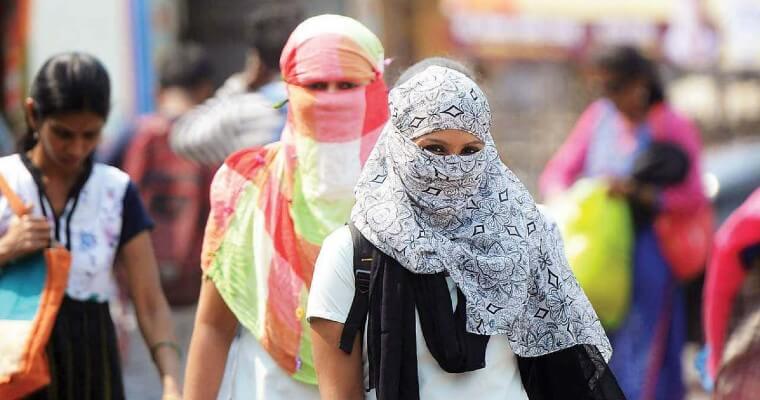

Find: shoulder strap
0;172;28;216
339;222;374;354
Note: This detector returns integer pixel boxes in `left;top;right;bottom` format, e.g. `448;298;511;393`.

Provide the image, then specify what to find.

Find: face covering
199;14;388;384
351;65;612;361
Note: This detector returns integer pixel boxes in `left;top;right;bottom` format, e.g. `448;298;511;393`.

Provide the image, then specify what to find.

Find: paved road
119;304;196;399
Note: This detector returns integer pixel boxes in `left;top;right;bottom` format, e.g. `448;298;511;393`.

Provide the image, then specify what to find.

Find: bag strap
339;223;374;354
0;172;28;216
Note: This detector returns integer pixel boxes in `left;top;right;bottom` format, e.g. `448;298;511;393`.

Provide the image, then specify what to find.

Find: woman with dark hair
540;46;708;399
0;52;181;399
308;59;624;399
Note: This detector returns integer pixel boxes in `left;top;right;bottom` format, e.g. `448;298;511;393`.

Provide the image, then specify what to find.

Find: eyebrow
49;121;100;134
419;138;484;146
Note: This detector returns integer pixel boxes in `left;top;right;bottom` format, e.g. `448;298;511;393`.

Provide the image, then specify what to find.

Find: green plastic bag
546;179;633;330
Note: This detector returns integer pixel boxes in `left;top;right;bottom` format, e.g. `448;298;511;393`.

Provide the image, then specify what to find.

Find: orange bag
0;173;71;399
654;203;714;281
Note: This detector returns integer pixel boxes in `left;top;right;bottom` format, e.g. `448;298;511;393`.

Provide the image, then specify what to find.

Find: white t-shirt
216;328;320;400
307;226;529;400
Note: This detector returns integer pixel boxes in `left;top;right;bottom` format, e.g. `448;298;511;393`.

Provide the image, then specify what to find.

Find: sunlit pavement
119;304;196;399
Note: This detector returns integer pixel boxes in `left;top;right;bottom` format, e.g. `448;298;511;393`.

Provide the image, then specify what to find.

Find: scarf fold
351;66;612;362
367;245;491;400
200;14;387;384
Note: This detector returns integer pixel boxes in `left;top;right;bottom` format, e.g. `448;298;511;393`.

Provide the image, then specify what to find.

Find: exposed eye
422;144;448;156
306;82;329;91
337;81;359;90
460;145;483;156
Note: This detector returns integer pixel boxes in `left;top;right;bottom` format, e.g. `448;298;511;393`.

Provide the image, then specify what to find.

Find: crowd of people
1;6;759;400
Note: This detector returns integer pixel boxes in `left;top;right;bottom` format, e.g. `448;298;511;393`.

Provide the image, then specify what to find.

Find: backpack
338;223;373;354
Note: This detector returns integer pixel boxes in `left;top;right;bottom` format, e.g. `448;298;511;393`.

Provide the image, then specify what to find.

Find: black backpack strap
339;223;373;354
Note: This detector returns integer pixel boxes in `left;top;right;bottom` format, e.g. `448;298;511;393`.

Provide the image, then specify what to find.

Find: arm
169;93;280;166
307;227;364;398
119;232;182;399
183;278;238;400
655;110;707;213
310;318;364;399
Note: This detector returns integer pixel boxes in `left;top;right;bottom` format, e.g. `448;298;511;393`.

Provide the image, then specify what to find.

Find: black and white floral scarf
351;65;612;360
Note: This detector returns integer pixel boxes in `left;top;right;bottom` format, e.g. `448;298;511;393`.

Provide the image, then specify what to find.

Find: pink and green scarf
200;15;388;384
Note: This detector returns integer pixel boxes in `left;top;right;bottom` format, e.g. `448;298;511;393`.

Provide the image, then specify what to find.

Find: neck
27;146;82;182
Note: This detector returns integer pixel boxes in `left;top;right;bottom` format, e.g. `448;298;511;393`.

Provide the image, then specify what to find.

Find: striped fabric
169;80;287;166
201;15;388;384
25;297;125;400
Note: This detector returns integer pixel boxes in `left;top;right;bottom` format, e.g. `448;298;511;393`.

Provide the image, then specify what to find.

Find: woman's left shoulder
92;162;131;186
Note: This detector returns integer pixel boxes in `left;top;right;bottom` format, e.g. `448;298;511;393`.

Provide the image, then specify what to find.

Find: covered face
278;14;388;201
351;65;612;361
386;66;496;213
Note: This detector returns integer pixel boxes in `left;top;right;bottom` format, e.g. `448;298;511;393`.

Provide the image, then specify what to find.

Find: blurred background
3;1;760;399
3;0;760;200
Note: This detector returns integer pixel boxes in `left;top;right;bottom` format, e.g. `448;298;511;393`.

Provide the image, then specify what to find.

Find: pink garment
539;99;706;214
704;189;760;378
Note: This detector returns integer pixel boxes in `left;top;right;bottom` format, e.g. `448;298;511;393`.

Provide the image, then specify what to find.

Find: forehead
45;111;105;132
389;66;491;140
416;129;483;144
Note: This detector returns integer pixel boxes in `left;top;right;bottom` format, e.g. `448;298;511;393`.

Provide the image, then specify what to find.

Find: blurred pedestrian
540;45;708;400
0;116;14;156
168;4;302;166
0;52;181;400
703;188;760;398
183;14;389;399
123;42;215;306
308;59;623;400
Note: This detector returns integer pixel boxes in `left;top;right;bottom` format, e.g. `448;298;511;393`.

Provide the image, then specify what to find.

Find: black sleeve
516;345;626;400
118;181;154;249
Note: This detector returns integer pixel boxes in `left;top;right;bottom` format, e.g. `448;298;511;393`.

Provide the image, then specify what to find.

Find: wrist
151;341;182;363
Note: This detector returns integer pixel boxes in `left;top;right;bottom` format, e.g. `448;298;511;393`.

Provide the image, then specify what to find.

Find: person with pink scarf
540;46;708;400
182;15;388;399
703;188;760;398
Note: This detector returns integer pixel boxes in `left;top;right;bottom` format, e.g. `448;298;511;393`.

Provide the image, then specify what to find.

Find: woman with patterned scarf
183;15;388;399
308;60;624;399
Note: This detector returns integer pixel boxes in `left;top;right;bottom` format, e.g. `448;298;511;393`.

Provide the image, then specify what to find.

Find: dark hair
592;45;664;106
394;57;477;88
21;52;111;151
158;42;214;90
244;4;303;71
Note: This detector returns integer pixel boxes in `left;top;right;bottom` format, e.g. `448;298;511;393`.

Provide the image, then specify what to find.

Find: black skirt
25;296;125;400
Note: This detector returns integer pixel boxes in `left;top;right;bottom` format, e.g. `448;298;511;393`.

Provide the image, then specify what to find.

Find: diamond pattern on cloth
351;65;612;360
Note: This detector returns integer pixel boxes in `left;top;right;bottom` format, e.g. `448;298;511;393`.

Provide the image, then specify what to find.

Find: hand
161;377;182;400
0;214;51;263
607;178;635;198
608;178;658;207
